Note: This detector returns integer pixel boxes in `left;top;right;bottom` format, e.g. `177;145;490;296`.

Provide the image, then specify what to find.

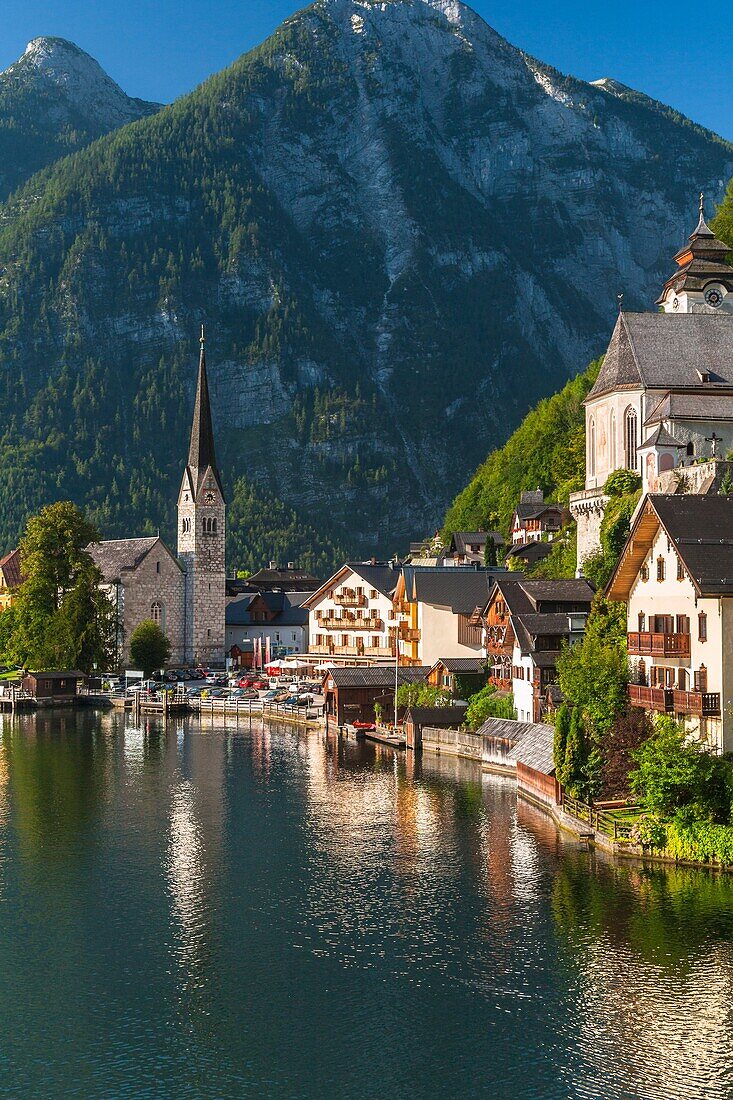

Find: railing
334;591;366;607
309;645;334;654
399;627;420;642
628;631;691;657
628;683;673;711
319;616;384;631
672;689;721;716
561;792;636;841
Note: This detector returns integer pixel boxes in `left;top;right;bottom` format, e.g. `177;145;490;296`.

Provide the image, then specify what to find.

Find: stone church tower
178;327;226;665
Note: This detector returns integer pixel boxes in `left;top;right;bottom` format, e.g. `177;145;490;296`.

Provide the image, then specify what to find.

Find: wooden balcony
628;632;690;657
334;590;366;608
309;644;334;654
399;626;420;642
672;689;721;717
320;616;384;631
628;683;673;712
363;646;392;656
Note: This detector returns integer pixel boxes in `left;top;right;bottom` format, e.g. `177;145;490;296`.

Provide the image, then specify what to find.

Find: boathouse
22;670;84;705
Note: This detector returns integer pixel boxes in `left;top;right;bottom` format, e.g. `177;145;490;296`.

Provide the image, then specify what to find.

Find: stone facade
177;470;226;665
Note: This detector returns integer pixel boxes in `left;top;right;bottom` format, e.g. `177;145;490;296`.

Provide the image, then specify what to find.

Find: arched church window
588;417;596;479
182;517;191;534
624;408;638;471
151;601;163;626
686;441;695;457
609;409;617;470
211;518;217;535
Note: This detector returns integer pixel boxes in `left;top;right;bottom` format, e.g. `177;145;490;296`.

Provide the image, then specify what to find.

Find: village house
304;561;400;664
88;329;226;667
0;548;21;612
427;656;486;697
443;530;504;566
607;494;733;754
322;664;429;725
393;567;496;667
510;491;567;546
226;589;310;666
571;198;733;569
482;575;594;722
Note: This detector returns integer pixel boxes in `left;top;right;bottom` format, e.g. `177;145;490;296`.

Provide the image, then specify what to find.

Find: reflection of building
608;494;733;752
571;200;733;568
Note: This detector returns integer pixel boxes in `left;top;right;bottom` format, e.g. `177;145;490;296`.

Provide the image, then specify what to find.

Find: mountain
0;37;160;200
0;0;731;570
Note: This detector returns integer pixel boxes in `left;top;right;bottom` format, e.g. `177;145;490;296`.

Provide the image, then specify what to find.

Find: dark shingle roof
432;657;486;674
411;570;494;613
649;495;733;596
449;531;504;552
226;590;310;627
87;537;169;582
638;425;685;449
587;313;733;401
504;542;553;564
477;717;554;774
645;392;733;425
325;666;430;689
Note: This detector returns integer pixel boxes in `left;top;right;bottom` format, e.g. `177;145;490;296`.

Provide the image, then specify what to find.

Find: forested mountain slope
0;37;160;201
0;0;731;567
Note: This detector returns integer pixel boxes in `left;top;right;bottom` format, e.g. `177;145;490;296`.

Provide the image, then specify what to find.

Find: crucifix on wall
705;432;723;459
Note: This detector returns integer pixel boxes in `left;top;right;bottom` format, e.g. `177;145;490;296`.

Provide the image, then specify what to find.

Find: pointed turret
183;325;225;501
658;193;733;312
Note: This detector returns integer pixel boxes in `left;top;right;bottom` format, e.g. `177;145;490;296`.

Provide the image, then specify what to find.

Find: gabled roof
504;541;553;564
586;313;733;401
638;425;685;450
477;717;554;774
87;536;180;583
431;657;486;674
0;547;22;588
607;494;733;599
644;391;733;425
448;530;504;553
324;666;430;689
411;569;495;613
485;575;594;654
225;590;310;627
304;562;399;608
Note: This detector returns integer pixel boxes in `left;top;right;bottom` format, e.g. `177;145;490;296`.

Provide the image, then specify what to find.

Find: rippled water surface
1;710;732;1098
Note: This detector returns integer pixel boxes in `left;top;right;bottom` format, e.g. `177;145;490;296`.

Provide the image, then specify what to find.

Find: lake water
0;709;732;1099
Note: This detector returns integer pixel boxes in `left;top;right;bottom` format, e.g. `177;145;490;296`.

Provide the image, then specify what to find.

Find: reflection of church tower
177;327;226;665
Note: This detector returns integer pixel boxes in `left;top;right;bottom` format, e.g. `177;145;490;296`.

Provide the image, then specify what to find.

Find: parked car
237;676;255;688
262;689;281;701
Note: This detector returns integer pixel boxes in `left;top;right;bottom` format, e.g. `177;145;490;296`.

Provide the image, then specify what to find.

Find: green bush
630;715;733;823
666;819;733;865
630;814;668;850
464;684;515;729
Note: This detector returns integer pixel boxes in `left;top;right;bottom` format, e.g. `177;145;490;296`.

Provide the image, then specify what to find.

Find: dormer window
696;369;711;384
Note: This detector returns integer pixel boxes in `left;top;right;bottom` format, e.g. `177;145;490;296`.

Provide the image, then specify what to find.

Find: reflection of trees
3;711;110;863
551;852;733;968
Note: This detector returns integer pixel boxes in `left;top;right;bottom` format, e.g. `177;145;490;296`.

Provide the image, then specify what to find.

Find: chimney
269;560;277;570
287;561;295;570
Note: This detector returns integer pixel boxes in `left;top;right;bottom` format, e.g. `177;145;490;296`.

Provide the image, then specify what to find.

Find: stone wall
120;546;186;666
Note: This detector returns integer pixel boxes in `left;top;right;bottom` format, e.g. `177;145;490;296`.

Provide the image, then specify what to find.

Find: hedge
665;820;733;866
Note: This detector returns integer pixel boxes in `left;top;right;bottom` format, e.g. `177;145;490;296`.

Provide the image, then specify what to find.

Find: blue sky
2;0;732;140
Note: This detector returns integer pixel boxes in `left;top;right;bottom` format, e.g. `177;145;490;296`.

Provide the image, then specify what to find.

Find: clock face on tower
203;490;216;503
705;285;724;308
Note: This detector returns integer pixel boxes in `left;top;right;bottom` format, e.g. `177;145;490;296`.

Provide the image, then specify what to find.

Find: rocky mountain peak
1;36;161;128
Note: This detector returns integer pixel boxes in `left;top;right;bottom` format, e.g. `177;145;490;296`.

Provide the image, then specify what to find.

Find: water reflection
0;711;732;1098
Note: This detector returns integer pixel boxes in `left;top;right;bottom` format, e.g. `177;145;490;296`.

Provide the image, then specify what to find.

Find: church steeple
657;193;733;312
184;324;225;501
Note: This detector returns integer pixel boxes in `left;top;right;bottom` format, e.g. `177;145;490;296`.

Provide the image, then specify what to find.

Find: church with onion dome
570;196;733;568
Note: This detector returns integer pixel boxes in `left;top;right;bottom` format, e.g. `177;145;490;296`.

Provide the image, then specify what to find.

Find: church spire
188;325;218;472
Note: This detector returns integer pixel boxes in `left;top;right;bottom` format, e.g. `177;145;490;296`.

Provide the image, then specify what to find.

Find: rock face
0;0;731;562
0;37;160;199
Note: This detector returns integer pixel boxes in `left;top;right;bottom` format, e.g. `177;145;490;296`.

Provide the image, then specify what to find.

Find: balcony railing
672;689;721;717
333;590;366;607
309;644;334;654
319;616;384;631
628;632;691;657
628;684;673;712
399;626;420;642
